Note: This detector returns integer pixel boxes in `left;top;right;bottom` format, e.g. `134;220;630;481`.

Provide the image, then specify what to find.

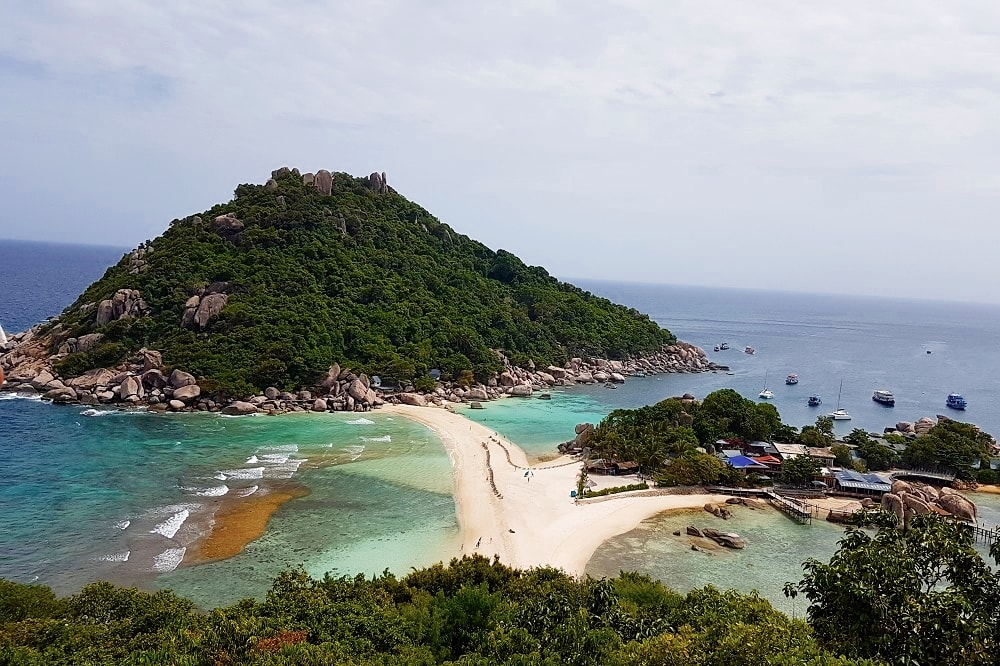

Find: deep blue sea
2;239;999;609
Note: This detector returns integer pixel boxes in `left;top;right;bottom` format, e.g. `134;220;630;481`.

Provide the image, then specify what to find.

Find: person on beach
476;537;482;548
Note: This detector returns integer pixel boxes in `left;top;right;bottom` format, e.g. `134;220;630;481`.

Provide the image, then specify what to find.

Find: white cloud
2;0;1000;302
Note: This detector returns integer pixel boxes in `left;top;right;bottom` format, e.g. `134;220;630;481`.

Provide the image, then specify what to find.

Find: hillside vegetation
50;169;674;395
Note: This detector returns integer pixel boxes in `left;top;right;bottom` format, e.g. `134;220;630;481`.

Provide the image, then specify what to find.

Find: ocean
2;239;999;609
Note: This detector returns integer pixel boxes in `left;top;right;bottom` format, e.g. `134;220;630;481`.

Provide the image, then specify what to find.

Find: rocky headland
0;327;718;416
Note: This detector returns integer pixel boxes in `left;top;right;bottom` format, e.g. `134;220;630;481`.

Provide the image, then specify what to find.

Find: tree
830;444;854;469
780;456;822;486
856;439;897;471
815;416;835;438
788;513;1000;665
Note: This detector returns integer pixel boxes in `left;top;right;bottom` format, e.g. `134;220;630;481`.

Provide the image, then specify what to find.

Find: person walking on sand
476;537;482;548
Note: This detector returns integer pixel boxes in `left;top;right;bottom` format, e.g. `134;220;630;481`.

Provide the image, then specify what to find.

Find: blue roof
833;469;891;492
727;455;766;469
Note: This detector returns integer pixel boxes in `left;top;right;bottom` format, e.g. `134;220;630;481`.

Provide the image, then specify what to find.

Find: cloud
2;1;1000;302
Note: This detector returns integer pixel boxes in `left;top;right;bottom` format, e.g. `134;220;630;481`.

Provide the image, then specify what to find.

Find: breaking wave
152;547;186;572
150;510;190;539
346;418;375;425
361;435;391;443
97;551;130;562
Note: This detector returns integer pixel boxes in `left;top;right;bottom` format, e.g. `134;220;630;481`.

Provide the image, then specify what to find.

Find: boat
714;346;720;352
758;372;774;399
808;395;822;407
537;393;551;400
829;380;851;420
785;374;798;385
604;383;617;389
744;346;755;355
946;393;967;410
872;389;895;406
0;323;6;346
720;342;730;350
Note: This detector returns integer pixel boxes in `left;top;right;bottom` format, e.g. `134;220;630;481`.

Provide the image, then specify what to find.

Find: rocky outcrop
96;289;150;327
367;171;392;194
881;482;977;527
212;213;244;233
222;401;258;416
397;393;427;407
314;170;333;196
193;293;227;330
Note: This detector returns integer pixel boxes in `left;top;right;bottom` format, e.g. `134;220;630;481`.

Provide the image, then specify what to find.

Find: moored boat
808;395;822;407
758;371;773;399
946;393;967;410
830;408;852;420
0;323;7;346
744;346;755;355
785;374;798;385
872;390;895;406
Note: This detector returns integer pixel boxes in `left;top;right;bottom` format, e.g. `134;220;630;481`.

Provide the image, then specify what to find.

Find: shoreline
383;404;721;575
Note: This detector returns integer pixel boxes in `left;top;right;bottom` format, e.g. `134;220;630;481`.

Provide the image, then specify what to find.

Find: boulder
43;386;76;401
75;333;105;353
499;372;516;387
181;295;200;328
593;371;609;383
264;178;279;191
891;480;913;495
546;366;567;379
301;172;315;186
136;348;162;372
470;402;484;409
466;387;488;401
936;493;977;521
901;493;932;515
193;293;227;330
535;372;555;385
30;371;55;390
67;368;116;390
221;401;258;415
172;385;201;403
311;398;328;412
574;372;594;383
509;385;533;397
169;369;197;388
141;369;167;389
120;376;142;400
320;363;342;390
314;169;333;196
264;386;280;400
881;493;905;524
348;379;368;401
168;399;186;411
397;393;427;407
685;526;704;537
212;213;244;233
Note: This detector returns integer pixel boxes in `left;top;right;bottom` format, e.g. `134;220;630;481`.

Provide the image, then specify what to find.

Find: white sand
383;404;718;575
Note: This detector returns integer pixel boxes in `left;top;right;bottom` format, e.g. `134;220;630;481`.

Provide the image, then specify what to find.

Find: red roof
752;455;782;464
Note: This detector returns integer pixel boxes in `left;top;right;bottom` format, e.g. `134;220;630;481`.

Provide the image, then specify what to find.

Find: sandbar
382;404;719;576
187;483;310;564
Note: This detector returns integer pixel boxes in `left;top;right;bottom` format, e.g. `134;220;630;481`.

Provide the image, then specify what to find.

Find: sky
1;1;999;303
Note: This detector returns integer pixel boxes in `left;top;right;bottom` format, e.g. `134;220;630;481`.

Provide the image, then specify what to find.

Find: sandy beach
383;404;719;575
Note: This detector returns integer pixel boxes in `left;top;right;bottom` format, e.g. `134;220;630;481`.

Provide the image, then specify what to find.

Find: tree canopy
48;170;675;395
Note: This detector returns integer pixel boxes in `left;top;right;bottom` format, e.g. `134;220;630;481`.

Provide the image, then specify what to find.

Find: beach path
383;404;717;576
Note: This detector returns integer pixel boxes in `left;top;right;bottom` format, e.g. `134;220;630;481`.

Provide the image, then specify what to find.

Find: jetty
764;490;813;524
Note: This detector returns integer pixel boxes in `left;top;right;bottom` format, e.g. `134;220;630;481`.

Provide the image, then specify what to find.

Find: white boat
758;372;774;399
829;380;851;420
0;323;7;346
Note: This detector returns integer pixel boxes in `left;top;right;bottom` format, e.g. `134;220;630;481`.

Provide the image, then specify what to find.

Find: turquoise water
0;396;458;606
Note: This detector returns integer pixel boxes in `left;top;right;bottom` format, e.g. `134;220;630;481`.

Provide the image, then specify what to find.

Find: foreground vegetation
51;170;674;395
4;514;998;665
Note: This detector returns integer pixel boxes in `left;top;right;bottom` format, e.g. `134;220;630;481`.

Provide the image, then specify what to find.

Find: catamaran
759;372;774;399
830;380;851;420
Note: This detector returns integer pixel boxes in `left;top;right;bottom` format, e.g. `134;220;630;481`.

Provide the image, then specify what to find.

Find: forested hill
49;168;674;395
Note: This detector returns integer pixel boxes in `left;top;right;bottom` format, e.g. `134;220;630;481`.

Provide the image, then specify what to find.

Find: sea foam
215;467;265;481
114;520;131;530
182;484;229;497
232;485;259;498
152;547;186;572
98;550;130;562
346;418;375;425
150;510;190;539
361;435;391;443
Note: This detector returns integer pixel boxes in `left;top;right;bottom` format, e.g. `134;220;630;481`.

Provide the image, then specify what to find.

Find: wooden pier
764;490;813;524
966;522;1000;545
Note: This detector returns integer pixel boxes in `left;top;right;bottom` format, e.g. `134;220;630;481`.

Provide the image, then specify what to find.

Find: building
832;469;892;495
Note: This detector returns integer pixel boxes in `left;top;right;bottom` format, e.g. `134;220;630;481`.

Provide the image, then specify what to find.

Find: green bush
581;482;649;498
976;468;998;485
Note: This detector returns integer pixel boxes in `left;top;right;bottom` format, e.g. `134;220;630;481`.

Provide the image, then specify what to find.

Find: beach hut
586;460;618;475
832;469;892;496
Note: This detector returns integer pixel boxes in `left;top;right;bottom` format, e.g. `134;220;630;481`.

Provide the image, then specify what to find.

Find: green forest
49;170;674;396
3;514;999;665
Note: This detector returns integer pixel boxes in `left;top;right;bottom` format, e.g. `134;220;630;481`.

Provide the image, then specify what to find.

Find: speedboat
720;342;730;350
872;390;895;406
714;345;720;352
808;395;822;407
946;393;967;410
785;374;798;385
830;408;852;420
744;346;755;355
